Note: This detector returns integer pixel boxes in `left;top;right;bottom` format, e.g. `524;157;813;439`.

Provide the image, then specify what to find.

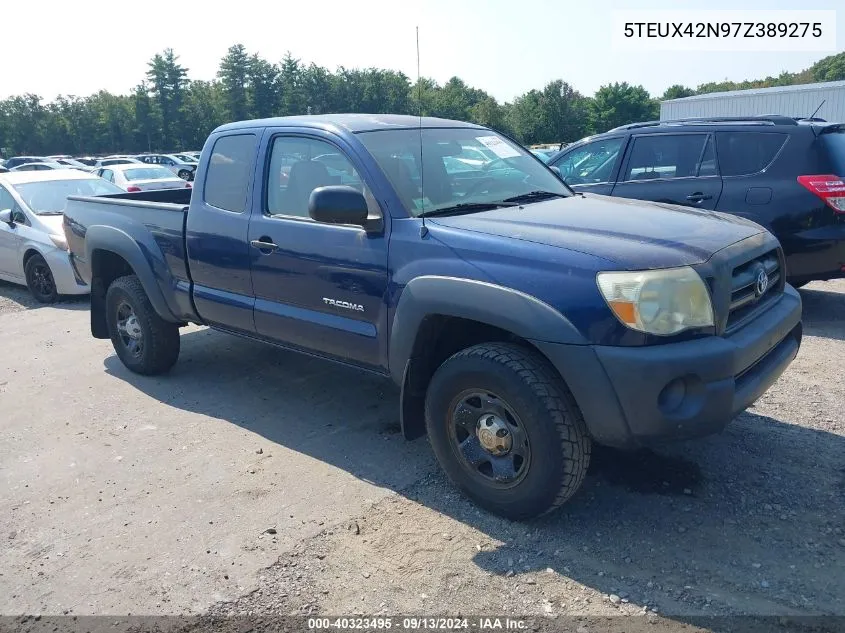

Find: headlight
596;266;714;336
49;234;68;250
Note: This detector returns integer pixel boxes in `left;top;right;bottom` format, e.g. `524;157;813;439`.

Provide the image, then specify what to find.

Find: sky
2;0;842;104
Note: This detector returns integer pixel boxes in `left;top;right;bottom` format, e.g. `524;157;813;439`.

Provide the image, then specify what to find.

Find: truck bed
64;189;195;323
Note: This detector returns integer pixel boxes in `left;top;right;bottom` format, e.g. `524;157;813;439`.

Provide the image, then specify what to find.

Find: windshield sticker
476;136;521;159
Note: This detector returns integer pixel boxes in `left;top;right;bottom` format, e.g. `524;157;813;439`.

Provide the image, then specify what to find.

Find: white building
660;80;845;122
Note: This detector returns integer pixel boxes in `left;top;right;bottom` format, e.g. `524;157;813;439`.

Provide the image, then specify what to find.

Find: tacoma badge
323;298;365;312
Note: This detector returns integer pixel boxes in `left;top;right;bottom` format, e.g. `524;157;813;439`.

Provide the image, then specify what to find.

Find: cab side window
266;136;371;218
623;135;708;181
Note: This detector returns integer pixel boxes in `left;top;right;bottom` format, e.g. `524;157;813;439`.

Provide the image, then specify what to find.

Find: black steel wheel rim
31;262;55;298
448;389;531;488
115;301;144;358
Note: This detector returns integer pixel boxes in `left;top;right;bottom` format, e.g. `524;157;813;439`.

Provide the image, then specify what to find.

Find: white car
9;161;65;172
92;157;143;169
0;169;124;302
94;164;192;192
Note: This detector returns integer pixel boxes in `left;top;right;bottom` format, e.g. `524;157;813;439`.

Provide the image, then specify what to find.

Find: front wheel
425;342;591;520
25;253;58;303
105;275;180;375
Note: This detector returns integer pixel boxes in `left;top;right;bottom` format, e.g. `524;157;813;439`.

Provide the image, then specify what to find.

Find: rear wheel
24;253;58;303
178;169;193;181
105;275;180;375
425;342;591;520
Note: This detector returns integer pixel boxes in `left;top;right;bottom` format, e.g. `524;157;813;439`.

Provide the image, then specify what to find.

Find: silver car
0;169;124;302
95;164;192;192
134;154;198;181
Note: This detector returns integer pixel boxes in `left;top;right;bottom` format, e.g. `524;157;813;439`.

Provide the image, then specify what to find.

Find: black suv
548;116;845;286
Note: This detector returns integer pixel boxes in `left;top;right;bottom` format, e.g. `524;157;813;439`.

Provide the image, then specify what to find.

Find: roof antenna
417;25;428;238
808;99;826;121
806;99;826;137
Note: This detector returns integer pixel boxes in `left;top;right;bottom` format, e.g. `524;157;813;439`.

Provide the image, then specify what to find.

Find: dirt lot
1;278;843;631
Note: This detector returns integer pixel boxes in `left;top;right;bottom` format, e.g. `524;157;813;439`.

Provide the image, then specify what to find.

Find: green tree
146;49;188;149
661;85;696;100
248;54;279;119
469;96;506;132
132;83;160;153
590;82;658;133
810;51;845;82
302;63;334;114
218;44;251;122
278;53;306;115
183;80;225;148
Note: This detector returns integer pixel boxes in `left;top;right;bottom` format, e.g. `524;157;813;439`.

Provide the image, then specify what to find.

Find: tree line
1;46;843;157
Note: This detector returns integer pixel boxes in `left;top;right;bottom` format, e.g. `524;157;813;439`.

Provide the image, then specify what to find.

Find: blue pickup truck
63;114;802;519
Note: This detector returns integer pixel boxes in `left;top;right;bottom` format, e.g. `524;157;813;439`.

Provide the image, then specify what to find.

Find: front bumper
534;285;802;448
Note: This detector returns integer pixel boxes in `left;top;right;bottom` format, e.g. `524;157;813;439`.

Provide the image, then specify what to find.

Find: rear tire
178;169;193;181
105;275;180;375
425;342;591;520
25;253;58;303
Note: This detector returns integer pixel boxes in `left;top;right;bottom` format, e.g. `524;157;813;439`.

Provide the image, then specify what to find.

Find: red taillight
126;185;141;193
797;174;845;213
185;182;192;188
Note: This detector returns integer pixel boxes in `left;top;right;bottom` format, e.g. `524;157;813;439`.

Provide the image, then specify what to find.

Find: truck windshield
357;128;571;216
13;178;124;215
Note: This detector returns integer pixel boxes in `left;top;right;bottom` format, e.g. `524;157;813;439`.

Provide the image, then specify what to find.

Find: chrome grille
726;249;781;332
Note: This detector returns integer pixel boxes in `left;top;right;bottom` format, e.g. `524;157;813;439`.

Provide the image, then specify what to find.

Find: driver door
550;136;627;196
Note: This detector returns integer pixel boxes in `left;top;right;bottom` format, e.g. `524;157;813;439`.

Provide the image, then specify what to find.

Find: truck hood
430;193;765;269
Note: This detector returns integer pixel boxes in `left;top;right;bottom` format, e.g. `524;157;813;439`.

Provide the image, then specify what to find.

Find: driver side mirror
549;165;563;181
0;208;13;226
309;186;382;233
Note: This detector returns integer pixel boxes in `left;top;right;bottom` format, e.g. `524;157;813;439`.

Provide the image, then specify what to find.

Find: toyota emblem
755;269;769;297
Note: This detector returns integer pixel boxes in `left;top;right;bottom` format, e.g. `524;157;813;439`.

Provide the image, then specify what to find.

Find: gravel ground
1;279;843;633
0;280;86;315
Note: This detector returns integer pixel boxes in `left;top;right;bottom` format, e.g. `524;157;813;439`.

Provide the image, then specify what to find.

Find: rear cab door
611;132;723;210
549;136;628;196
185;131;261;334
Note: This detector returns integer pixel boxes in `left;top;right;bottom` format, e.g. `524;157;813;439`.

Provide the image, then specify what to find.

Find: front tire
105;275;180;375
25;253;58;303
425;342;591;520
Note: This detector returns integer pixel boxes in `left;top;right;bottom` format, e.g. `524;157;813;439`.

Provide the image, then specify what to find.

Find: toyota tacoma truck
63;114;803;520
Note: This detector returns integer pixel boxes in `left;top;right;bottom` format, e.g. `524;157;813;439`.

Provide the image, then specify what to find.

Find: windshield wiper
36;211;64;216
501;190;567;204
417;201;518;218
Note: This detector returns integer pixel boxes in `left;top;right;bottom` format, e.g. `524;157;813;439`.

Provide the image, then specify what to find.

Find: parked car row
0;152;202;180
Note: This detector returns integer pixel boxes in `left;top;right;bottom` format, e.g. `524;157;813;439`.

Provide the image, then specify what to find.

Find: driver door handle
685;192;712;203
250;238;279;253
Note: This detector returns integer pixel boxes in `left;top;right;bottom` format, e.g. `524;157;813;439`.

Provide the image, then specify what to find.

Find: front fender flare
388;275;586;385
